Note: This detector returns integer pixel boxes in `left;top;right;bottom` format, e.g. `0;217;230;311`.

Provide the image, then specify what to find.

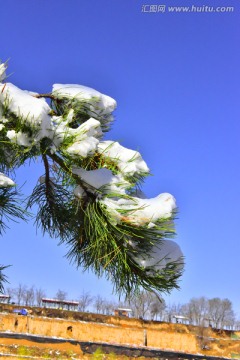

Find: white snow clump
52;84;116;127
0;83;54;144
0;172;15;187
101;192;176;225
63;118;102;157
97;141;149;176
7;130;32;147
52;84;116;114
72;167;130;195
0;83;51;125
134;239;183;272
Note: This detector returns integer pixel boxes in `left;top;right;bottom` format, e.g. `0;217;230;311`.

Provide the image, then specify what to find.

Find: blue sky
1;0;240;314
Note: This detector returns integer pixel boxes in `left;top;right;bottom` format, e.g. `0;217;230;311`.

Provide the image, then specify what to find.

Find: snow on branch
0;61;184;296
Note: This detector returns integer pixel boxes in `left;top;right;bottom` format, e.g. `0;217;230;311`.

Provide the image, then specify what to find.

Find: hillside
0;304;240;359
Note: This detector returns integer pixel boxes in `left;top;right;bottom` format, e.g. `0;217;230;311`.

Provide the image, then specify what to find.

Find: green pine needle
65;199;183;297
0;265;10;294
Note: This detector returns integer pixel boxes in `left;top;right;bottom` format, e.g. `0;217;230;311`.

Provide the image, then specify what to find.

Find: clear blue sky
1;0;240;314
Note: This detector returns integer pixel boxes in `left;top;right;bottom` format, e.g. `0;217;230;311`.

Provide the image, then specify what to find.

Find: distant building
0;295;11;304
114;308;132;317
173;315;190;324
41;298;79;311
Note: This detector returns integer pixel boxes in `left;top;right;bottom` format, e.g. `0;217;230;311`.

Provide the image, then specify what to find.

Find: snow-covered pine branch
0;61;184;296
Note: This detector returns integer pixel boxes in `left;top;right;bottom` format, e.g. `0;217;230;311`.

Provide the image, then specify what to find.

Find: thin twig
34;93;55;100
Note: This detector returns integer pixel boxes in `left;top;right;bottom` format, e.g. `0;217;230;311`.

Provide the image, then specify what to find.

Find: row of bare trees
122;291;166;320
6;284;46;307
180;296;235;329
4;285;239;329
5;285;165;319
54;289;117;314
119;292;239;329
5;285;117;315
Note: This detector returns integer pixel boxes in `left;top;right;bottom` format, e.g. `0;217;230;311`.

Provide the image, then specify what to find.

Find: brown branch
42;153;50;184
47;152;96;200
34;93;55;100
41;153;55;210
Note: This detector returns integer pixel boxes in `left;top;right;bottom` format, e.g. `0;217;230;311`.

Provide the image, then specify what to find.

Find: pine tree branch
0;62;183;297
47;151;96;200
0;265;10;294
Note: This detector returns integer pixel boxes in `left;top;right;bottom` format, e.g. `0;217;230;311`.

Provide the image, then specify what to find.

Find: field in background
0;304;240;359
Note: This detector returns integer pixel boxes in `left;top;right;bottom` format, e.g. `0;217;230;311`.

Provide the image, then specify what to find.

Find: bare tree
130;290;164;320
102;300;117;315
181;297;209;325
150;297;166;320
14;284;27;305
35;287;46;307
131;291;150;319
22;285;35;306
94;295;105;314
24;286;33;306
220;298;235;328
234;319;240;331
208;298;234;329
55;289;67;301
5;287;16;303
78;290;93;312
165;302;182;322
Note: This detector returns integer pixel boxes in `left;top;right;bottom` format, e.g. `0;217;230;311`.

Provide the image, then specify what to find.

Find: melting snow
133;239;184;271
102;193;176;225
97;141;149;176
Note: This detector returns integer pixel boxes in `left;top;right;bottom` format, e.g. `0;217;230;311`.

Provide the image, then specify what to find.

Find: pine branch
47;151;97;200
27;175;74;240
65;200;182;297
0;265;10;294
0;62;184;298
0;187;27;235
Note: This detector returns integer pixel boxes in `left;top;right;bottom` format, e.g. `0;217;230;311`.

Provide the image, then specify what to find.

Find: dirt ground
0;337;86;359
0;306;240;359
